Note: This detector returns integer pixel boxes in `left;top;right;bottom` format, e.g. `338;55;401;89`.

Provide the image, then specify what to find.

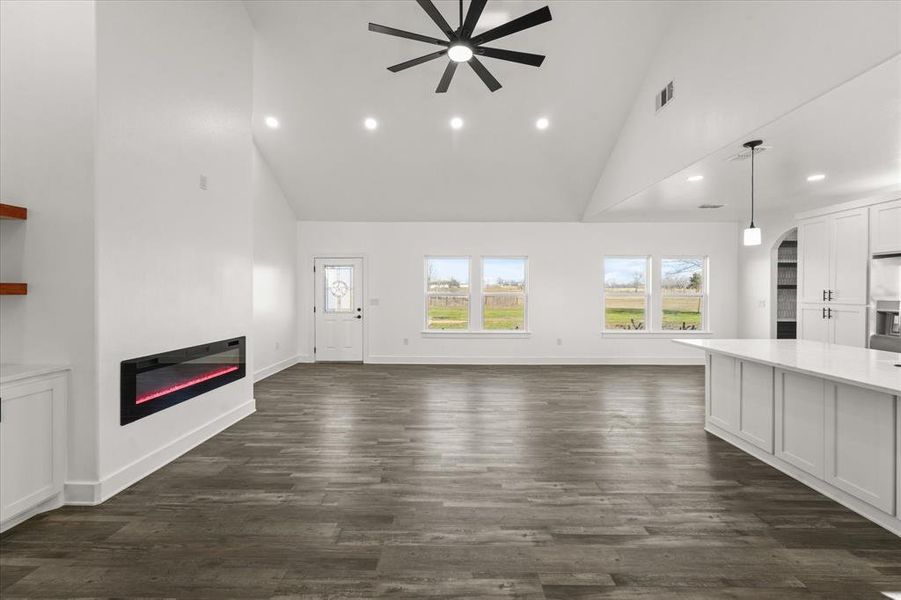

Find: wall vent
655;80;674;111
727;144;772;161
698;203;725;209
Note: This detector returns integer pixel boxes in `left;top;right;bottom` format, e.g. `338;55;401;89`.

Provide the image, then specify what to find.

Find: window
603;257;650;330
482;257;527;330
323;265;354;313
661;257;706;331
425;257;470;330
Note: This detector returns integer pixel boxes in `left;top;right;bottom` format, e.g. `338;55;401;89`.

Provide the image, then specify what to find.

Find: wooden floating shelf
0;203;27;220
0;283;28;295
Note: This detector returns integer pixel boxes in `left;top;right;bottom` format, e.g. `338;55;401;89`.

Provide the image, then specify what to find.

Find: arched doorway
771;228;798;339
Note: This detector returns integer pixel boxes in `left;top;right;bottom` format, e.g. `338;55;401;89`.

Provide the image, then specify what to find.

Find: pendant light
742;139;763;246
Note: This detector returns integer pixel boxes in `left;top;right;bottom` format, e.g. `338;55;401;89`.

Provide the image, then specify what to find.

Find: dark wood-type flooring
2;364;900;599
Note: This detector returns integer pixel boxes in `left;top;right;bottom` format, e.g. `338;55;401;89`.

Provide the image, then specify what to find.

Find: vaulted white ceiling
246;0;676;221
597;56;901;222
247;1;900;223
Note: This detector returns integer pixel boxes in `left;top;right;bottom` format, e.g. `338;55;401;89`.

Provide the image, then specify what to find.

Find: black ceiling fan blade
470;6;551;46
476;46;545;67
415;0;455;39
460;0;488;39
468;56;501;92
388;49;448;72
435;61;458;93
368;23;449;47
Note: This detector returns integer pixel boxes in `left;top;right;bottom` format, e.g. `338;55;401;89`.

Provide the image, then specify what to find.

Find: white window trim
659;255;709;333
422;255;531;335
601;255;711;335
481;256;529;332
602;255;652;333
424;256;473;331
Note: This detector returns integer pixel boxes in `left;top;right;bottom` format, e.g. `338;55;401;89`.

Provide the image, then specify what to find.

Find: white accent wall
297;221;738;364
93;0;255;494
0;0;99;484
253;143;299;380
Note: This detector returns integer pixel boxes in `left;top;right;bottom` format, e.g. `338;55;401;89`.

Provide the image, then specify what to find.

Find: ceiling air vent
655;80;674;111
727;144;772;161
698;203;725;209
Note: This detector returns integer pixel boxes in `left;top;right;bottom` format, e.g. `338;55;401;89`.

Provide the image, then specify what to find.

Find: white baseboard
254;354;302;382
0;492;63;533
705;422;901;537
366;354;705;366
64;399;255;506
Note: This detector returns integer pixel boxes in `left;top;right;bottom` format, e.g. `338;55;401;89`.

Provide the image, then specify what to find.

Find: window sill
421;330;532;339
601;331;714;339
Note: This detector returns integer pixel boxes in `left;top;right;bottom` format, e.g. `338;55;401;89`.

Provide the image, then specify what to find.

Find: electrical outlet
758;299;767;308
199;174;208;190
275;341;280;350
556;338;563;346
403;338;409;346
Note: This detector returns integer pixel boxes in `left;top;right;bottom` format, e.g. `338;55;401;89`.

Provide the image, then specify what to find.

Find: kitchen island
675;339;901;536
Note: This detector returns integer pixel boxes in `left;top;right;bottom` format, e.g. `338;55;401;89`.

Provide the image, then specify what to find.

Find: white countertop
674;339;901;396
0;363;70;385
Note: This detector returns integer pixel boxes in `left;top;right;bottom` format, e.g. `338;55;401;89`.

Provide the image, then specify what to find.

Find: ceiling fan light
743;226;762;246
448;44;473;63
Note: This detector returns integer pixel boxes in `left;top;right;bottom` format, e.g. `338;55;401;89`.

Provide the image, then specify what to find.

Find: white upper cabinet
798;216;830;304
797;205;870;347
799;209;868;305
829;208;868;305
870;199;901;256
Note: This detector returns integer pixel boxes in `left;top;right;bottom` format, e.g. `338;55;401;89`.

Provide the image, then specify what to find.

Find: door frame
310;254;369;363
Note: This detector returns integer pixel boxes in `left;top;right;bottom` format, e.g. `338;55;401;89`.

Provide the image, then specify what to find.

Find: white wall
93;0;254;492
298;221;738;364
584;0;901;219
0;0;99;482
252;143;298;380
737;210;798;339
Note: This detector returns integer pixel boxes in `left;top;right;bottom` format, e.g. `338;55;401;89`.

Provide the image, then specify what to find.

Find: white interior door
314;257;363;362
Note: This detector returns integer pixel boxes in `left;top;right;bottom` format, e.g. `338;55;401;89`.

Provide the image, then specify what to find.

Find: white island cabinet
675;339;901;536
0;364;68;532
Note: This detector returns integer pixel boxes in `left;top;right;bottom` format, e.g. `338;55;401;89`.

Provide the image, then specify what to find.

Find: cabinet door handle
827;308;832;319
827;289;833;301
822;307;827;319
822;289;827;301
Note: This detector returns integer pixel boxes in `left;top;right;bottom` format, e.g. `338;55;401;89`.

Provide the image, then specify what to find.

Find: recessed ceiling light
448;44;473;63
535;117;549;130
364;117;378;131
687;175;704;182
264;116;279;129
806;173;826;182
450;116;464;130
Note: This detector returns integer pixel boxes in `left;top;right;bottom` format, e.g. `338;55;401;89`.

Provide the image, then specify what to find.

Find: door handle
822;289;827;301
827;289;833;301
822;307;827;319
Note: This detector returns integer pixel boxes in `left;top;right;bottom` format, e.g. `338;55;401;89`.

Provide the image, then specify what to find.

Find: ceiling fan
368;0;552;93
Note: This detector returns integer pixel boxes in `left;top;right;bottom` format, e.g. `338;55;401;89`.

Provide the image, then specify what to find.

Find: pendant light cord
750;145;755;228
459;0;463;29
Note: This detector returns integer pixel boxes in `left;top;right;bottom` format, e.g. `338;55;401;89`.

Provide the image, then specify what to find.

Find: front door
314;257;364;361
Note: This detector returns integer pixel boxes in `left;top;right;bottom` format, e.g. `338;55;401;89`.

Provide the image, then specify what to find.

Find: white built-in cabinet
870;198;901;256
797;206;869;346
707;356;898;530
824;383;895;514
0;367;68;532
775;370;825;478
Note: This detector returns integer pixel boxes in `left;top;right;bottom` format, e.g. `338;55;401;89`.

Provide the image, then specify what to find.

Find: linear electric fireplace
120;337;245;425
